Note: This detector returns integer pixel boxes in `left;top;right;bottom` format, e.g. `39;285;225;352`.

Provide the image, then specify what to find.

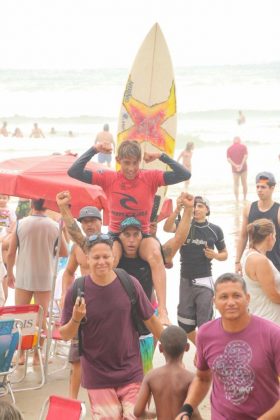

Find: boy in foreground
134;326;202;420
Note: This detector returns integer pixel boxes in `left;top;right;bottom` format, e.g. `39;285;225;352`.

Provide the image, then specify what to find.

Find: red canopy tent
0;153;109;220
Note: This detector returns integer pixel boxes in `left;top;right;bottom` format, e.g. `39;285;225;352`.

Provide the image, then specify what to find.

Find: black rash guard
68;146;191;185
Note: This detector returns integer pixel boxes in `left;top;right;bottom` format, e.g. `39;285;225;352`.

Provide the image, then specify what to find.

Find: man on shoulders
235;171;280;274
176;273;280;420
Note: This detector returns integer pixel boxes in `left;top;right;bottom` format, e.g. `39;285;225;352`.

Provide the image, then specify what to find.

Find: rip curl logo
212;340;255;406
112;192;140;211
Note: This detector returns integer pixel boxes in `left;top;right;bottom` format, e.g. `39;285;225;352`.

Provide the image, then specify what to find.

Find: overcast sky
1;0;280;69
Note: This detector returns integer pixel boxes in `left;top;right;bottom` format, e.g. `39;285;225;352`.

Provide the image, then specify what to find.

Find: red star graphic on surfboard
118;80;176;157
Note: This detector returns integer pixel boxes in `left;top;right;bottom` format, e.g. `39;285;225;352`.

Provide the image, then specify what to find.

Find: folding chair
0;318;22;404
39;394;86;420
0;304;45;391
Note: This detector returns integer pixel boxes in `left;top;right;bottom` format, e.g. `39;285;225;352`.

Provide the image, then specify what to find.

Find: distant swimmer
68;130;74;137
94;123;115;167
12;127;24;138
30;122;45;138
237;110;246;125
50;127;56;135
0;121;8;137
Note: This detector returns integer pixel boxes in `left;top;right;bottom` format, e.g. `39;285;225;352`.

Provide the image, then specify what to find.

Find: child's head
0;194;9;208
0;401;23;420
160;325;189;358
116;140;142;180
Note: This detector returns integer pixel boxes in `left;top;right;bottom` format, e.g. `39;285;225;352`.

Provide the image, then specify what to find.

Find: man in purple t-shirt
176;273;280;420
60;234;163;419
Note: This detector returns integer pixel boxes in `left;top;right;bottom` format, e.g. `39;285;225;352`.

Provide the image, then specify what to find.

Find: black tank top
248;201;280;270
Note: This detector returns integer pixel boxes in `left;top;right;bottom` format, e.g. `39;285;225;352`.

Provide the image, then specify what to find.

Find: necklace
252;246;265;255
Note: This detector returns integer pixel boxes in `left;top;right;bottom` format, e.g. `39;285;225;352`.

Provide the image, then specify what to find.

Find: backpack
72;268;149;355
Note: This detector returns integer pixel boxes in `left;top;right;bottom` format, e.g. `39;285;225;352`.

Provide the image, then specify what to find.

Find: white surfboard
117;23;177;219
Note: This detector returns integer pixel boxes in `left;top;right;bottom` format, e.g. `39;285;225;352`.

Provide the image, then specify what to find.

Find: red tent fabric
0;154;109;219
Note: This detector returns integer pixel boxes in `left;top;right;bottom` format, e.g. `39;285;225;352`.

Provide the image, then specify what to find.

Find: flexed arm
68;143;113;183
56;191;87;253
144;151;191;184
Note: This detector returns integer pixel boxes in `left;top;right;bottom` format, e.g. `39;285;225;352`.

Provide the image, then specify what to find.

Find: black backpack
72;268;149;355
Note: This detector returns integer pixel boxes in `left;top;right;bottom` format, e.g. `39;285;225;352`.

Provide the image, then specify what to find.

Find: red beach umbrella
0;153;109;219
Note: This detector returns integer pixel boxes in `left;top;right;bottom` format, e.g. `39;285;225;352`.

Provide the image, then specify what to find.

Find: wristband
71;318;80;324
180;403;193;418
235;261;240;264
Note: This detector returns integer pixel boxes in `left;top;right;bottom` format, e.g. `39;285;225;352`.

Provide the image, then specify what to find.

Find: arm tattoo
163;245;173;260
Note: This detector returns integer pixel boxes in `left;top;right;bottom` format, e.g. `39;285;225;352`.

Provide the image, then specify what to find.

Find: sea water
1;64;280;321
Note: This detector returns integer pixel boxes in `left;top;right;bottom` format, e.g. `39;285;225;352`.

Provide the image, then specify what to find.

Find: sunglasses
87;233;113;245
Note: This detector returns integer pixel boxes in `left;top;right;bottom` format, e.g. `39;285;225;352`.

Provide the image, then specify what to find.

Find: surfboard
117;23;177;220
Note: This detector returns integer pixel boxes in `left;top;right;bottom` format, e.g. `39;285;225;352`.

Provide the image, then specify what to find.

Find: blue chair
0;318;22;404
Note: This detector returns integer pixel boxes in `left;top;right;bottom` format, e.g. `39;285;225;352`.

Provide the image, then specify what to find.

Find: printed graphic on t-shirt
0;210;10;227
212;340;255;405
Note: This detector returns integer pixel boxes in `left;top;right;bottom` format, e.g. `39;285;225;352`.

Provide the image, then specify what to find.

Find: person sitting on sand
68;140;191;325
30;122;45;138
134;325;202;420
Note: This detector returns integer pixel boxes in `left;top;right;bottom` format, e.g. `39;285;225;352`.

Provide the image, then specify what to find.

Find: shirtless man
30;123;45;138
177;142;194;172
94;123;115;167
0;122;8;137
177;142;194;188
61;205;102;399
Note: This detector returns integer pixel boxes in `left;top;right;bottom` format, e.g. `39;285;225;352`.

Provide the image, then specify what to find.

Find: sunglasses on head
87;233;113;245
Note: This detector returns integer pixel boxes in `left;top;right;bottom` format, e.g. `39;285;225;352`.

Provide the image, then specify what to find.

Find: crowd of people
0;121;115;142
1;135;280;419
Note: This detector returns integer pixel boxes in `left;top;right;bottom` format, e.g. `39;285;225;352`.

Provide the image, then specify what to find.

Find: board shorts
98;153;112;164
88;382;141;420
139;307;158;374
177;277;214;333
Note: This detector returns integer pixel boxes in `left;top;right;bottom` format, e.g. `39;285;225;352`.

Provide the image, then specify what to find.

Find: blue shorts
98;153;112;164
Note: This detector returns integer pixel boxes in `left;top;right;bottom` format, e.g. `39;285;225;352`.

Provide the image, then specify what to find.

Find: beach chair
0;304;45;391
0;318;22;404
39;394;86;420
